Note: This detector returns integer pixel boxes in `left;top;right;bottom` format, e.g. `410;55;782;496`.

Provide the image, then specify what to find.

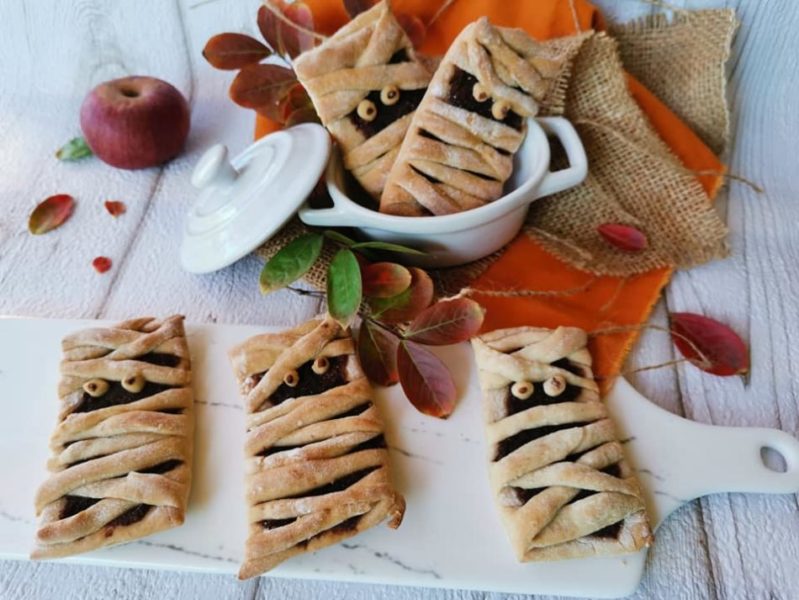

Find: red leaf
104;200;126;217
598;223;648;252
398;341;456;418
396;13;427;48
370;267;434;323
362;262;412;298
343;0;377;19
92;256;112;273
202;33;271;70
28;194;75;235
259;1;315;59
230;64;297;117
670;312;749;377
358;321;399;386
405;298;485;345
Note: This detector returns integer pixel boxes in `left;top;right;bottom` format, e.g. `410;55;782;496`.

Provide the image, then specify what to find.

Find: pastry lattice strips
471;326;652;561
380;19;586;216
229;317;405;579
32;315;193;559
294;0;431;201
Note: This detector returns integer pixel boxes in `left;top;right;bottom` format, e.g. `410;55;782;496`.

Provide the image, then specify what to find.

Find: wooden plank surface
1;0;797;598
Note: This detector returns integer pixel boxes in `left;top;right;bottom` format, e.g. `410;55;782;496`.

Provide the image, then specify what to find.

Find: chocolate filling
502;358;586;417
446;67;522;131
295;515;363;549
551;357;584;377
411;165;442;184
261;355;349;408
592;521;623;539
137;352;181;368
262;516;298;530
74;380;174;414
288;466;379;500
138;459;182;475
349;88;426;138
494;421;594;461
107;504;152;528
389;49;409;64
60;495;100;519
348;434;387;453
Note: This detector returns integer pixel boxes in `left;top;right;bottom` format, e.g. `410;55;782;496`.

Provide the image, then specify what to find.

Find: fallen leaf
362;262;412;298
598;223;648;252
229;64;297;119
397;340;456;418
28;194;75;235
202;33;271;70
259;233;324;294
670;312;749;378
358;320;399;386
55;137;93;161
369;267;434;323
327;248;362;325
104;200;126;217
92;256;112;273
405;298;485;345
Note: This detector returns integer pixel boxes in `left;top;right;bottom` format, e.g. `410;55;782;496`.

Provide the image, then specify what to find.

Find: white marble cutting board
1;317;798;598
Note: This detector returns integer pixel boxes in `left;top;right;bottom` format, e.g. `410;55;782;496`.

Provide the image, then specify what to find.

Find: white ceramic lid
180;123;331;274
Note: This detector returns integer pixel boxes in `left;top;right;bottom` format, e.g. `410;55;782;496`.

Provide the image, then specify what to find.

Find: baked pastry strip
294;0;432;200
380;19;586;216
32;315;194;559
229;317;405;579
471;326;652;561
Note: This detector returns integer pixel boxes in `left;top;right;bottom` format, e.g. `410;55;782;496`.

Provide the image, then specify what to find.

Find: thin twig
623;357;689;375
286;285;325;297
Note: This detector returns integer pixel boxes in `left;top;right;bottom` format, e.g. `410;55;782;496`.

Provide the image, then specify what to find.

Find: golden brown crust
294;1;432;201
229;316;405;579
471;326;652;561
32;315;193;559
380;20;586;216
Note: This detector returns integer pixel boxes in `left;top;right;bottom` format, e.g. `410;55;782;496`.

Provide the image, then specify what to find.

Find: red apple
80;76;190;170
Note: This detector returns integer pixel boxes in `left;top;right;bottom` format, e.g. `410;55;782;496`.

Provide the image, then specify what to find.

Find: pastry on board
229;316;405;579
32;315;194;559
471;325;652;561
294;0;432;201
380;18;585;216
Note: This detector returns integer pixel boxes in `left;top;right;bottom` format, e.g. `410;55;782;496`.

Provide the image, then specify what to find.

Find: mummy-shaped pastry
229;317;405;579
380;19;585;216
471;326;652;561
293;0;432;201
32;315;193;559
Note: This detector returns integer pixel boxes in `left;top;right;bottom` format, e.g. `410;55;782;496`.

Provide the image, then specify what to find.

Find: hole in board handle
760;446;788;473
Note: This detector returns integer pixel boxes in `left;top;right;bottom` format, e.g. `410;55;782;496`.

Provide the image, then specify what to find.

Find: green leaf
259;233;323;294
327;248;362;325
55;137;92;161
350;241;426;255
323;230;357;247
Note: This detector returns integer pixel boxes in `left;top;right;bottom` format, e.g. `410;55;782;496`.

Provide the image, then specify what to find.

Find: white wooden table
1;1;796;598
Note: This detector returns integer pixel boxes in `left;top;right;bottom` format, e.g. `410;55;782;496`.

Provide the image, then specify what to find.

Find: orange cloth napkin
255;0;724;392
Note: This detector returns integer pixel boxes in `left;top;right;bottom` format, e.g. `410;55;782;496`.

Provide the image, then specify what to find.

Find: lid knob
191;144;239;190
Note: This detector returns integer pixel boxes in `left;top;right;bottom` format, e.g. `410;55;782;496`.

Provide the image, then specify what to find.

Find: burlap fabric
611;9;736;156
256;9;735;287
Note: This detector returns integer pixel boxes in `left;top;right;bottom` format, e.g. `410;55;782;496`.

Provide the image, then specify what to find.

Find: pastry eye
543;375;566;397
510;381;533;400
472;83;489;102
283;370;300;387
83;378;109;397
380;85;400;106
312;356;330;375
491;100;511;120
121;373;145;393
357;99;377;122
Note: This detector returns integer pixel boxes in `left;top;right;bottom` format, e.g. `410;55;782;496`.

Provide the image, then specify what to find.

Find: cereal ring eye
380;85;400;106
472;83;489;102
83;378;109;398
121;373;145;393
357;99;377;122
283;370;299;387
312;356;330;375
543;375;566;397
491;100;511;120
510;381;534;400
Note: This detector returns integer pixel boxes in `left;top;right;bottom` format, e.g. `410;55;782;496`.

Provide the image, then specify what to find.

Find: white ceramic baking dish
298;116;587;268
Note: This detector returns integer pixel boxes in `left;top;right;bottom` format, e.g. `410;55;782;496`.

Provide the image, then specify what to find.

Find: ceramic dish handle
533;117;588;199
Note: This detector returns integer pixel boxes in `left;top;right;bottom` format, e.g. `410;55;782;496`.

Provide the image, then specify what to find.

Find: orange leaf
259;1;315;59
28;194;75;235
230;64;297;117
203;33;271;70
598;223;648;252
397;340;456;418
104;200;126;217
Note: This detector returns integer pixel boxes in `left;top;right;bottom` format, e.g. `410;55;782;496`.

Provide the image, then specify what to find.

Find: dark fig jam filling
138;459;183;475
137;352;181;368
288;466;379;500
262;516;298;530
446;67;522;131
107;504;152;528
494;421;594;462
258;355;349;408
349;88;426;138
60;495;100;519
74;380;174;413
